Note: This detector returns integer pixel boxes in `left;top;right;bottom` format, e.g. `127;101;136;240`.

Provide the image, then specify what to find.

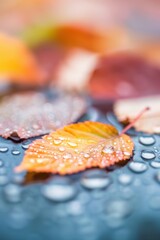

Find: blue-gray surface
0;110;160;240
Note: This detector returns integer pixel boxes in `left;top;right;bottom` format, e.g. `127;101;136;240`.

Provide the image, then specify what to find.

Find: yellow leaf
0;33;44;85
16;121;134;175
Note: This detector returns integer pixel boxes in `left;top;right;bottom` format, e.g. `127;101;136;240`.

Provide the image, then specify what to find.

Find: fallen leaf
0;91;86;139
114;95;160;133
55;25;133;54
55;48;98;91
89;52;160;100
0;33;44;85
15;121;134;175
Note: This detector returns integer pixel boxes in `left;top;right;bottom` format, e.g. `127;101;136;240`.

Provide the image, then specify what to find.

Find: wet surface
0;110;160;240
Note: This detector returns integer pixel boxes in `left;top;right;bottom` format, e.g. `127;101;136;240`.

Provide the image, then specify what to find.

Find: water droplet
150;161;160;169
22;143;30;150
42;178;76;202
0;175;8;185
139;136;155;146
102;146;114;154
81;170;111;190
59;146;65;152
0;167;7;175
67;142;77;147
54;139;62;145
150;196;160;210
128;161;148;173
118;174;133;185
12;150;20;155
63;153;72;159
0;147;8;153
105;200;132;219
0;159;4;167
3;184;21;203
155;171;160;183
67;201;83;216
141;151;156;160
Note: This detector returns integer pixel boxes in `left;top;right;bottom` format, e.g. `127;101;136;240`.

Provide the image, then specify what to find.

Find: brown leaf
15;121;134;175
0;91;86;139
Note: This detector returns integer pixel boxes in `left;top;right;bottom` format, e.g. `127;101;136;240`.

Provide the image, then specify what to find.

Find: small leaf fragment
16;121;134;175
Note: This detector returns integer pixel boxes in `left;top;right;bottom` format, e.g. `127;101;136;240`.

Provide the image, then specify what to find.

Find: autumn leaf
0;91;86;139
114;96;160;133
0;33;44;85
89;52;160;100
15;121;134;175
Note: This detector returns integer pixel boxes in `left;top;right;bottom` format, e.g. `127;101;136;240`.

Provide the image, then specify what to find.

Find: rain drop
139;136;155;146
150;196;160;210
155;171;160;183
150;161;160;169
105;200;132;219
59;146;65;152
141;151;156;160
0;175;8;185
42;178;76;202
81;170;111;190
54;139;62;145
0;147;8;153
0;159;4;167
128;161;148;173
102;146;114;154
67;142;77;147
3;184;21;203
12;150;20;155
118;174;133;185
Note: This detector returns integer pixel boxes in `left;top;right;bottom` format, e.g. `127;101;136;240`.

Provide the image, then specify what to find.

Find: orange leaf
0;33;44;85
15;121;134;175
55;25;132;54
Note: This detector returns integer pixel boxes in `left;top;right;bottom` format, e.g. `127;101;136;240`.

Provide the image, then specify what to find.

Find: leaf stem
120;107;150;135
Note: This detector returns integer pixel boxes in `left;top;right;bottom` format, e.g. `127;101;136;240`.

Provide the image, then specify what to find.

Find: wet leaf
0;91;86;139
114;95;160;133
0;33;44;85
15;121;134;175
89;52;160;100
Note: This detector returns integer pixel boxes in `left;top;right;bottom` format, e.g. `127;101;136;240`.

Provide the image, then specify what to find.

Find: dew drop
139;136;155;146
59;146;65;152
102;146;114;154
0;167;7;175
67;142;77;147
42;178;76;202
105;200;132;219
67;201;84;216
3;184;21;203
54;139;62;145
128;161;148;173
155;171;160;183
150;161;160;169
141;151;156;160
81;170;111;190
21;141;31;150
118;174;133;185
0;159;4;167
0;147;8;153
63;153;72;159
0;175;8;185
12;150;20;155
150;196;160;210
